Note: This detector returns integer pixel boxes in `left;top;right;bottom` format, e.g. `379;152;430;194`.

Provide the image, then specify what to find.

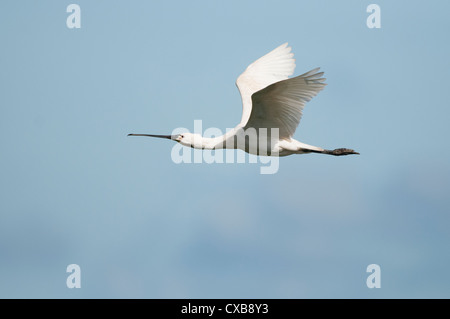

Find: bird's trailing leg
301;148;359;156
322;148;359;156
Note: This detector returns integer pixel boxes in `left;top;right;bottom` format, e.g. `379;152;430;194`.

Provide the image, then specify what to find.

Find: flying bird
129;43;359;157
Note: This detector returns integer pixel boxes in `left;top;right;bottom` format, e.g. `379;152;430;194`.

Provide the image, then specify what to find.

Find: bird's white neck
183;128;240;150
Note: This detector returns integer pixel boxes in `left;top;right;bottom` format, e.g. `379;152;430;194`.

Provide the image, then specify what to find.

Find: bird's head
174;132;204;148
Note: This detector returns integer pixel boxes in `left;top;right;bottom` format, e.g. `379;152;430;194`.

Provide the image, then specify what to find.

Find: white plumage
236;43;296;127
129;43;359;157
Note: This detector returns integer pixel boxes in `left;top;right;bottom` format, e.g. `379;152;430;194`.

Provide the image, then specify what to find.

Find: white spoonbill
129;43;359;157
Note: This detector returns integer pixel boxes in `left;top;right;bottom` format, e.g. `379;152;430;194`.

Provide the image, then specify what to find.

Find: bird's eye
180;135;184;138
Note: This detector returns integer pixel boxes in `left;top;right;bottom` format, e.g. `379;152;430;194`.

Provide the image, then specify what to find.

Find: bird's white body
177;129;323;157
129;43;358;157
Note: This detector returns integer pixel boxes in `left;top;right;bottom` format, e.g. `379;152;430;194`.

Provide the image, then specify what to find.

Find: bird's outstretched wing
236;43;296;126
243;68;326;140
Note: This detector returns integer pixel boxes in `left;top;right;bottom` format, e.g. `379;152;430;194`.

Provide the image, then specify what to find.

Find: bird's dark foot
328;148;359;156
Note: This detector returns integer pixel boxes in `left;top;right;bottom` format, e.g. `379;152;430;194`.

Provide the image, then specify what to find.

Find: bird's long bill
128;133;176;140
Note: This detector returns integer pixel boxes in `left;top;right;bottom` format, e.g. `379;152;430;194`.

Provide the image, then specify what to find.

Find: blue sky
1;0;450;298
